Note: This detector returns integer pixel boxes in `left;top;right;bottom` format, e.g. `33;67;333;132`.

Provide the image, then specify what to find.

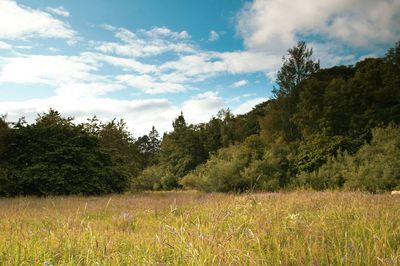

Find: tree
148;126;161;154
261;42;319;143
159;113;207;189
385;41;400;67
0;110;130;196
0;115;9;158
273;41;320;97
135;126;161;167
173;111;187;130
98;119;141;178
217;109;236;147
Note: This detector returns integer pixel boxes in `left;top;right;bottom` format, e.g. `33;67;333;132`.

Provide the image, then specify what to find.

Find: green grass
0;191;399;265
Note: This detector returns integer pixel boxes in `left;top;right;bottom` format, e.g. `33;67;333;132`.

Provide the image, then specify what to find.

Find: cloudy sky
0;0;399;136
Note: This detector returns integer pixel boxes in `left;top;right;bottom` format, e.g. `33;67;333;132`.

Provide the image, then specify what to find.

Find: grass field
0;191;399;265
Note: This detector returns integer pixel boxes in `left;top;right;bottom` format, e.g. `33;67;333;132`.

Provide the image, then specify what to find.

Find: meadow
0;191;399;265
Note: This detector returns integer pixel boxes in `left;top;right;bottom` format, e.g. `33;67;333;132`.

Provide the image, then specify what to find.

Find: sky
0;0;399;137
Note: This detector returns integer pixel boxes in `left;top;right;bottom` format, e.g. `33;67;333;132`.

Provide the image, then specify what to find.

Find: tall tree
148;126;161;154
385;41;400;67
262;41;320;142
136;126;161;167
0;115;9;158
273;41;320;97
98;119;141;177
159;113;207;188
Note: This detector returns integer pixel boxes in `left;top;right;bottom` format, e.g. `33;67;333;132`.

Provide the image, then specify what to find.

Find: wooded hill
0;42;399;196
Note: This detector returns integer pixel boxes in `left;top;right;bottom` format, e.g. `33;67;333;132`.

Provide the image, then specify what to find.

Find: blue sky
0;0;399;136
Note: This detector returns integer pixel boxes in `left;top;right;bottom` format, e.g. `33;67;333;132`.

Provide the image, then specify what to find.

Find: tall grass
0;191;399;265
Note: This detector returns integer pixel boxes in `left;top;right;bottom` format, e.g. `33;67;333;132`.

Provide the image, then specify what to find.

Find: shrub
132;165;163;191
297;124;400;192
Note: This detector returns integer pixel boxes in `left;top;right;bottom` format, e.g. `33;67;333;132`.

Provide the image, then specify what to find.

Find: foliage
136;126;161;167
293;134;361;173
132;165;163;190
181;135;264;192
1;42;400;195
298;124;400;192
181;41;400;193
343;124;400;192
159;113;207;188
273;41;320;97
0;110;130;196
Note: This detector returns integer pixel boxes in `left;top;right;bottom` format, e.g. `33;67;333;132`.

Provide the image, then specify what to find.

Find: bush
343;124;400;192
297;124;400;192
181;135;264;192
296;155;346;190
132;165;163;191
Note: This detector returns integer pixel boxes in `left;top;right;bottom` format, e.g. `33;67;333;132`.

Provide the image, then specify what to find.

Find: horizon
0;0;399;137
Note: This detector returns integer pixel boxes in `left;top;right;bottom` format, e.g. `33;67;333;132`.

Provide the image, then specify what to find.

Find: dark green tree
135;126;161;167
148;126;161;155
159;112;207;189
273;41;320;97
98;119;141;178
0;110;130;196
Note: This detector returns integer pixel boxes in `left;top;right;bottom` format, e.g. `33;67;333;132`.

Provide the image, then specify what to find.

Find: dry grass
0;191;399;265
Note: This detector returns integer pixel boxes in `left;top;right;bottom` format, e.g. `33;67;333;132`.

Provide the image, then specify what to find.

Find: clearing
0;191;399;265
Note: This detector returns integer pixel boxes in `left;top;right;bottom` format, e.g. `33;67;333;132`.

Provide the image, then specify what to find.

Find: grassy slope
0;192;399;265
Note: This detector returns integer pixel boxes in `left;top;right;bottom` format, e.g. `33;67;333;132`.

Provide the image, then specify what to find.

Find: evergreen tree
159;112;207;189
148;126;161;154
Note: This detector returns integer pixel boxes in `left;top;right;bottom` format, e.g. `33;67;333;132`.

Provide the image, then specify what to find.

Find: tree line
0;41;399;196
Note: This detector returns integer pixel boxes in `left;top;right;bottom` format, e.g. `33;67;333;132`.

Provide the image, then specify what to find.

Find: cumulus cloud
182;91;225;124
81;52;157;74
55;82;124;99
233;97;268;115
94;25;196;58
0;0;76;40
237;0;400;56
0;55;98;85
0;96;180;137
160;51;280;82
232;80;248;88
116;74;186;94
208;30;219;42
46;6;70;17
139;27;191;40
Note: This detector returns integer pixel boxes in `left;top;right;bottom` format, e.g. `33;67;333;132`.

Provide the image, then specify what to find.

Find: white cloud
233;97;268;115
0;55;98;85
308;42;356;67
46;6;70;17
160;51;280;82
208;30;219;42
140;27;191;40
0;41;12;50
0;0;76;40
0;51;185;95
116;74;186;94
47;47;60;53
94;26;196;58
237;0;400;56
232;80;248;88
81;52;157;74
55;82;124;99
0;96;180;137
227;93;256;103
182;91;224;124
15;45;32;50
